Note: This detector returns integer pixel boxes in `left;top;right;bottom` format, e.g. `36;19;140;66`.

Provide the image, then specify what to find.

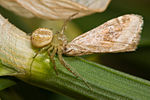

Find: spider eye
31;28;53;48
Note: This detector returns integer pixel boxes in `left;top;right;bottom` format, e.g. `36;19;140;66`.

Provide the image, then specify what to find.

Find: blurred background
0;0;150;100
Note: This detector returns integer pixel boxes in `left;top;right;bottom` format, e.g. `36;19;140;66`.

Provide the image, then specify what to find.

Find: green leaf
0;62;18;76
0;81;69;100
0;59;16;92
19;54;150;100
0;78;16;91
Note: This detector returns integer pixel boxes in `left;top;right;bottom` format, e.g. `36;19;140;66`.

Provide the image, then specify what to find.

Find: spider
30;13;91;89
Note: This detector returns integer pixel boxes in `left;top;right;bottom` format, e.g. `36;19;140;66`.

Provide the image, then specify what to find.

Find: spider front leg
48;47;58;75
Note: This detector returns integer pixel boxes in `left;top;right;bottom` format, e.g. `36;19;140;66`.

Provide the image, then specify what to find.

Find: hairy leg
60;13;78;34
57;48;91;89
57;48;78;78
48;47;58;75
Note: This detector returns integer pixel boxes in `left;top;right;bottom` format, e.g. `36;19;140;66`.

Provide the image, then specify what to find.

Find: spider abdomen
31;28;53;48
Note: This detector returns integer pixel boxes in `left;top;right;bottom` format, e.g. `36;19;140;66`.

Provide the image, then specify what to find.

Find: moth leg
48;47;58;75
57;48;92;89
30;45;50;75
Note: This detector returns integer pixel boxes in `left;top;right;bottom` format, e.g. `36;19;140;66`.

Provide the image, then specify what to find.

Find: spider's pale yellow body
31;27;69;75
31;28;53;48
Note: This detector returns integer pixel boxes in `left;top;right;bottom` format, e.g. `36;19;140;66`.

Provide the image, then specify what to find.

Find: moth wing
15;0;110;20
0;0;34;18
64;14;143;56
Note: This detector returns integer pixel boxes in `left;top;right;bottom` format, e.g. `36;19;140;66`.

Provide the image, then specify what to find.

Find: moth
31;14;143;88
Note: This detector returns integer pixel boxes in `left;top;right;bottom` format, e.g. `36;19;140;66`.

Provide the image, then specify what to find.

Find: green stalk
0;14;150;100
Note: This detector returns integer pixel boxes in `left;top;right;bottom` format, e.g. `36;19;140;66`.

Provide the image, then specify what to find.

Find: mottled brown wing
64;14;143;56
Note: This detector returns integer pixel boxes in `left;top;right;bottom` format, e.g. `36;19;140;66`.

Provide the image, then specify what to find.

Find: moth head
31;28;53;48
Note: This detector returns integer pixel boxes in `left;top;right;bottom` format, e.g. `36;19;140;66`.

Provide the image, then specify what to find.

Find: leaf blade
0;78;16;91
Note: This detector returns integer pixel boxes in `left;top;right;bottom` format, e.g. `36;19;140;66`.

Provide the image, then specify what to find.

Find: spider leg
57;48;92;90
60;13;78;34
57;48;78;78
48;47;58;75
30;45;50;76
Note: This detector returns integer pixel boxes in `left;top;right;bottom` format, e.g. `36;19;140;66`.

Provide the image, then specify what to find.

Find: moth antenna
60;12;79;34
